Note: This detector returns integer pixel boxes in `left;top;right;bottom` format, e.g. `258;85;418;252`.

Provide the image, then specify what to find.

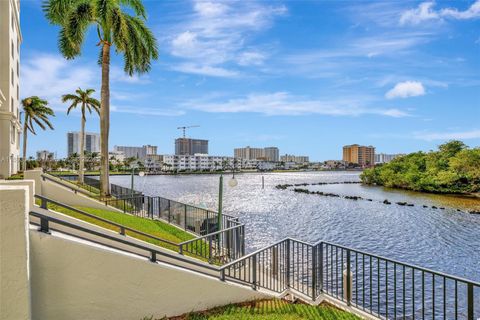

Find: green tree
21;97;55;171
62;88;100;184
44;0;158;196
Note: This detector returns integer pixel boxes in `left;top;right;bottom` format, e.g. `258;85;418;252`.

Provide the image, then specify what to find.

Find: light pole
217;157;238;231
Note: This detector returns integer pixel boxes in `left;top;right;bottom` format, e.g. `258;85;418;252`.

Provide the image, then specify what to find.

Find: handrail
179;224;244;246
41;174;95;197
321;240;480;287
35;195;178;247
29;210;219;274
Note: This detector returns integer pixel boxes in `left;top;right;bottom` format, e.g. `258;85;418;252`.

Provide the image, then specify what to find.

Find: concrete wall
24;169;121;212
30;230;267;320
0;185;31;320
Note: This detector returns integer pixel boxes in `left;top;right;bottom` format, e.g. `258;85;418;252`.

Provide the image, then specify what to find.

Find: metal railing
220;238;480;320
35;195;243;265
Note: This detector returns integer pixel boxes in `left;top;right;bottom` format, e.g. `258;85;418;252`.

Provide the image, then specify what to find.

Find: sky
20;0;480;161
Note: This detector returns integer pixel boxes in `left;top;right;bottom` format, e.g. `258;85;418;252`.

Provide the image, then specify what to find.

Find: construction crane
177;125;200;139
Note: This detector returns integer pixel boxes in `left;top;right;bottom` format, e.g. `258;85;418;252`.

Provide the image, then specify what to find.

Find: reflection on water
110;171;480;281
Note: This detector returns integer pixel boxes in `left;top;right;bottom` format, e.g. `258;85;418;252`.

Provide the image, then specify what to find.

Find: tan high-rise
343;144;375;167
0;0;21;178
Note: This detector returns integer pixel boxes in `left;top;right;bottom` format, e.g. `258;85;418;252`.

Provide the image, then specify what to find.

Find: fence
220;238;480;320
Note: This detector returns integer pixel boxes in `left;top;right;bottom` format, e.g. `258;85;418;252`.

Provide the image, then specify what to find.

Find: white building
163;154;235;172
375;153;405;164
113;145;157;159
0;0;21;178
67;131;101;156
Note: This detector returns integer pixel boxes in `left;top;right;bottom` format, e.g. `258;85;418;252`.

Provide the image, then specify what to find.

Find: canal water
110;171;480;282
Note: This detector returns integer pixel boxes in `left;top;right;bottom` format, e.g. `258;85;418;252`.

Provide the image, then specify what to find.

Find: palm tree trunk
100;43;111;197
22;114;28;172
79;113;86;184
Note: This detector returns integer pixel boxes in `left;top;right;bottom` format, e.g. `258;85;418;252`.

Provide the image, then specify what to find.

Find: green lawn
42;202;207;256
162;299;359;320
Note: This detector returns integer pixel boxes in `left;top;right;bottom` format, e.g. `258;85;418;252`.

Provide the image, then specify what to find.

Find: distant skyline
21;0;480;161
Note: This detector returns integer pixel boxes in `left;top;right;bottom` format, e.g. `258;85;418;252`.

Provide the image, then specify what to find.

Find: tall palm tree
44;0;158;196
62;88;100;184
21;96;55;172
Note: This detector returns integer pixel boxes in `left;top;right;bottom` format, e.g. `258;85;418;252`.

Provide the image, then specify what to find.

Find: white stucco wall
24;169;121;212
30;230;267;320
0;185;31;320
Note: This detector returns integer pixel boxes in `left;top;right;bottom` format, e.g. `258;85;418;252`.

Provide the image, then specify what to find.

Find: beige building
342;144;375;167
234;146;279;161
0;0;22;178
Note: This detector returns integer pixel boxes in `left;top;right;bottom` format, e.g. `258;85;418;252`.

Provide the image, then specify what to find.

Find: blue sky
21;0;480;160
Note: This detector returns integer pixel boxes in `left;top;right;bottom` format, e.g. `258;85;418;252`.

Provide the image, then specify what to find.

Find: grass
41;201;211;258
156;299;359;320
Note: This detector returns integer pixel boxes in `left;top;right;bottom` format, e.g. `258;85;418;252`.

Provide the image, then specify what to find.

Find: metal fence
220;238;480;320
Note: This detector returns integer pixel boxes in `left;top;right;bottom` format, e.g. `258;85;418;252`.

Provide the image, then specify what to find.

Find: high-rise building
175;138;208;155
264;147;279;162
67;132;101;156
113;145;157;159
36;150;54;161
234;146;280;161
0;0;21;178
374;153;405;164
343;144;375;167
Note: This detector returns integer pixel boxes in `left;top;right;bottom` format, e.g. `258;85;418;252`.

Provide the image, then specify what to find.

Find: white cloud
414;129;480;141
385;81;426;99
167;0;286;76
111;105;185;117
21;54;97;111
182;91;410;117
172;63;239;78
400;1;480;25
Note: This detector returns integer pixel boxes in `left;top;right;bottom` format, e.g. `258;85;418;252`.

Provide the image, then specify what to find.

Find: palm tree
62;88;100;184
44;0;158;196
21;97;55;172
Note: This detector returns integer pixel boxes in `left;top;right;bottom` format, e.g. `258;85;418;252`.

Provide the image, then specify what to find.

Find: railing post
319;242;323;293
346;249;352;306
168;200;171;223
123;199;126;213
312;245;317;301
252;255;257;290
119;226;125;236
208;237;213;264
286;239;291;288
40;197;48;210
220;269;225;282
467;282;474;320
150;251;156;263
179;244;183;255
184;204;187;230
39;217;50;234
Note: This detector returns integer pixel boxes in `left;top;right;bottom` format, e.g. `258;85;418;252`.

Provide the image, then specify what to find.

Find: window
11;98;14;113
11;40;14;59
17;61;19;77
16;85;19;100
11;69;14;85
11;124;15;144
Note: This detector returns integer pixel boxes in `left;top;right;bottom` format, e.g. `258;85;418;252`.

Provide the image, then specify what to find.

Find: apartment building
234;146;280;161
67;132;101;156
113;144;157;159
163;154;234;171
0;0;22;177
342;144;375;167
375;153;405;164
280;154;310;163
175;138;208;155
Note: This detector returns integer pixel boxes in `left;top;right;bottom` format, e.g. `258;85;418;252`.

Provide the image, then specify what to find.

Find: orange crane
177;125;200;138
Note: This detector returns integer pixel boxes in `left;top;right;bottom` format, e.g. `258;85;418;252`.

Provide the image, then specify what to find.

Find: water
110;171;480;282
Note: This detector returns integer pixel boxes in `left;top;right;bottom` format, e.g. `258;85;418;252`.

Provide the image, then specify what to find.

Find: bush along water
360;140;480;195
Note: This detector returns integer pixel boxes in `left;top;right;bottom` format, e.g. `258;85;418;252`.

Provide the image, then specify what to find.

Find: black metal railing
34;195;243;265
220;238;480;320
104;195;240;237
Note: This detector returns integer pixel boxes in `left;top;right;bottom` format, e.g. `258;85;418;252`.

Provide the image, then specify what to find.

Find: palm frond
118;0;146;19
